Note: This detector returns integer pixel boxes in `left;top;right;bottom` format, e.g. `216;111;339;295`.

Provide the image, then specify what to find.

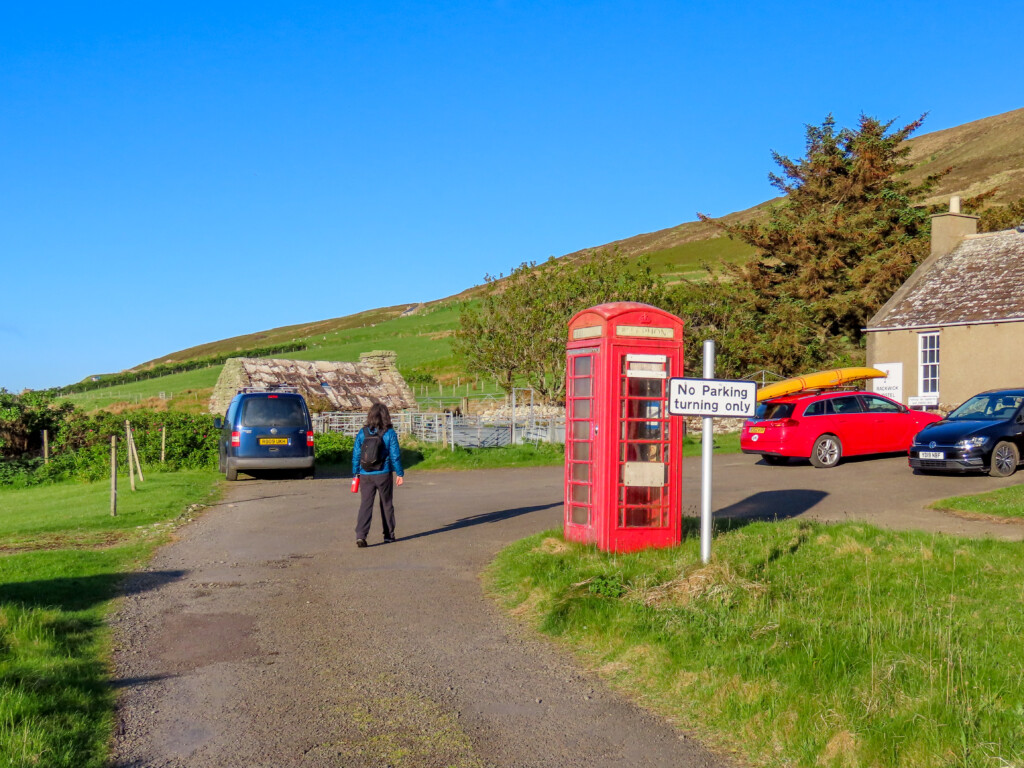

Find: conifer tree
701;114;945;341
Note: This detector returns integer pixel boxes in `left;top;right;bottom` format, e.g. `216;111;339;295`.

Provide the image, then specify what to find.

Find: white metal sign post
669;340;757;563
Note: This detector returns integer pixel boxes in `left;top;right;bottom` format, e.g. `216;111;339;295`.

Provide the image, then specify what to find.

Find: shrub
314;431;354;464
0;409;219;487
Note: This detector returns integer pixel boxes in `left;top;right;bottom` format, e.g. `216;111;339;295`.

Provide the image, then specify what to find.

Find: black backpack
359;429;387;471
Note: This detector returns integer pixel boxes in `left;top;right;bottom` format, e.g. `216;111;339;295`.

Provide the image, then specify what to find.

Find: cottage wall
868;321;1024;409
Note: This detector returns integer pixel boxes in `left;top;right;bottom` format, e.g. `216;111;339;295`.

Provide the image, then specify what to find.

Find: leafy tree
0;389;74;458
700;114;945;342
454;250;669;403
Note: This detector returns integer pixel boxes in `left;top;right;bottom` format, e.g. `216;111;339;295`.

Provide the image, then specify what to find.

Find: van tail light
231;431;241;447
770;418;799;428
306;432;315;447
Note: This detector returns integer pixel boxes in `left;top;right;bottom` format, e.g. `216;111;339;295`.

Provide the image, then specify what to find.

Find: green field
60;366;223;410
0;471;220;768
488;521;1024;768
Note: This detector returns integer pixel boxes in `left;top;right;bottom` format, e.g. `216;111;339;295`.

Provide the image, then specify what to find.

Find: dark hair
365;402;393;432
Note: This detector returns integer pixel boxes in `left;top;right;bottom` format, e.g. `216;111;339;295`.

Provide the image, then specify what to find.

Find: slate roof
868;228;1024;330
209;352;416;415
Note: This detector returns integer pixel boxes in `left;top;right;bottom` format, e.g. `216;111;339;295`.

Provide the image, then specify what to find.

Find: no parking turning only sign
668;377;757;418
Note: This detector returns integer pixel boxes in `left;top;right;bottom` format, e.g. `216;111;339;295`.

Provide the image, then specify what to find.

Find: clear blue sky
2;1;1020;391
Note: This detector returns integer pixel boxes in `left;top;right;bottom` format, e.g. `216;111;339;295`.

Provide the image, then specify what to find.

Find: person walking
352;403;404;547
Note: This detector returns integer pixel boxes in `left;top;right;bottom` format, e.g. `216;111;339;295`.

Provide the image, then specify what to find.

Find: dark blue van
214;389;315;480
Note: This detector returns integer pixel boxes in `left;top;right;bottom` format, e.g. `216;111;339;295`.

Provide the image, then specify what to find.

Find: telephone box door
613;351;679;550
565;348;598;538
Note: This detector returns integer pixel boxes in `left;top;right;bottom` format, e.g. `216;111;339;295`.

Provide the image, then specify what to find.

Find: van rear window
240;397;307;427
755;402;794;420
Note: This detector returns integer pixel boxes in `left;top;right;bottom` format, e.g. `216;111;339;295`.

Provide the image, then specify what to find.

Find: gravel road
110;455;1022;767
110;467;727;768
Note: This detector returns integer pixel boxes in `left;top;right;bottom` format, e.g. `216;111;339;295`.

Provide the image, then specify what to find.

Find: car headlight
956;436;990;450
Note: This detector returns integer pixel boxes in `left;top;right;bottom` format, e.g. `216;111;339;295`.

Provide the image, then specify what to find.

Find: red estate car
741;391;942;468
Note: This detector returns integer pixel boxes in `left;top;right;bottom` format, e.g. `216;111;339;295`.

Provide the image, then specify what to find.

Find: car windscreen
240;397;307;428
755;402;795;420
947;393;1024;421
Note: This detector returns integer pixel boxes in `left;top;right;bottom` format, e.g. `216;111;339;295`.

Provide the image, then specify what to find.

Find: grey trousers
355;472;395;540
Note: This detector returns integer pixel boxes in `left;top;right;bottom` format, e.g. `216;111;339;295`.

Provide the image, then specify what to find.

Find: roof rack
236;386;301;394
778;385;863;398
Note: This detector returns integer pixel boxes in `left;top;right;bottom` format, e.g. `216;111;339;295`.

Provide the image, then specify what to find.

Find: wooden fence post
110;436;117;516
130;427;145;482
43;429;49;465
125;421;136;492
161;425;166;463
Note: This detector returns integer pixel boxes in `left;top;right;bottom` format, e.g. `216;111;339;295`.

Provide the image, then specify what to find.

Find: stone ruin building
209;350;416;415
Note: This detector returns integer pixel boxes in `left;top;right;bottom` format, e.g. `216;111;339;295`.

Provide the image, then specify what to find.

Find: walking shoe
383;536;396;543
356;539;367;548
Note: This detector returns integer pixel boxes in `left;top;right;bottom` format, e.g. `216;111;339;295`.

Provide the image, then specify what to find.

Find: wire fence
313;410;566;448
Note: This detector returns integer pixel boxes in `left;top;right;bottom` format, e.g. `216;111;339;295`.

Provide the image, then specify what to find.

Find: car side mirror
213;418;223;430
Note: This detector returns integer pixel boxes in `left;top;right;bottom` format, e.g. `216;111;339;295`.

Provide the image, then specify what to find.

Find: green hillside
137;304;417;368
646;236;755;282
63;303;489;412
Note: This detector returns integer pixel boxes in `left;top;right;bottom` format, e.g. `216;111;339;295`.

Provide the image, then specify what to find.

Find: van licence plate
920;451;944;460
259;438;289;446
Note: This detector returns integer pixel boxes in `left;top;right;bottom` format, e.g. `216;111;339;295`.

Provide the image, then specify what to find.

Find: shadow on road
714;488;828;525
0;569;187;612
399;502;562;541
109;673;175;689
207;493;296;506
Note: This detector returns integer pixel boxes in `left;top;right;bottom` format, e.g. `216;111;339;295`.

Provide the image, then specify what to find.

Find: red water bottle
350;476;360;493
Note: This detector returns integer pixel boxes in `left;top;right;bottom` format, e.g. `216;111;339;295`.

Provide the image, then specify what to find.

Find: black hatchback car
214;390;315;480
909;388;1024;477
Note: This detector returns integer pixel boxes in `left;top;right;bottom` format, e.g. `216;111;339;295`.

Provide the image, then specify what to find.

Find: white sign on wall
871;362;903;403
668;378;757;418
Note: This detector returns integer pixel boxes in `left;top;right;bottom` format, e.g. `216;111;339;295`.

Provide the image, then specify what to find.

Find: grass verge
486;521;1024;768
682;432;741;457
931;482;1024;520
410;441;565;471
0;470;221;768
393;432;741;473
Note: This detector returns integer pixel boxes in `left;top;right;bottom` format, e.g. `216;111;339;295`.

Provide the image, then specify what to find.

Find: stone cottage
866;198;1024;409
209;350;416;415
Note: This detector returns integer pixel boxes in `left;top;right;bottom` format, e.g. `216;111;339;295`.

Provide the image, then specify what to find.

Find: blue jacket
352;427;404;477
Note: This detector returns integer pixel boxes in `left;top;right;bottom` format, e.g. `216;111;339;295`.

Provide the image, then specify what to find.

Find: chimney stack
930;196;978;258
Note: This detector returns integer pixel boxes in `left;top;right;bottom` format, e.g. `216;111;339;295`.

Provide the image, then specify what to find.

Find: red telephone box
563;303;684;552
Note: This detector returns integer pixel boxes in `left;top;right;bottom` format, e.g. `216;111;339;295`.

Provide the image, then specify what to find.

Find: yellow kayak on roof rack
756;367;888;402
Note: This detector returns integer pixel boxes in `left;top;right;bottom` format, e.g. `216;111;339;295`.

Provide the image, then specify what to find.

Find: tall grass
488;521;1024;767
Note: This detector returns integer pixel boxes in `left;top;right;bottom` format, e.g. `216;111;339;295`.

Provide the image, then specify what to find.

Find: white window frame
918;331;940;396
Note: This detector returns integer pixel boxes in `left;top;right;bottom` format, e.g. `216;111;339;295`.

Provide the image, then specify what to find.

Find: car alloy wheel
810;435;842;468
989;441;1019;478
